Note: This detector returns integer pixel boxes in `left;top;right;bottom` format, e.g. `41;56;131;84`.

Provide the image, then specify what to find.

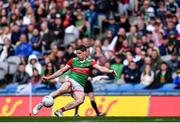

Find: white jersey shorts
66;78;84;92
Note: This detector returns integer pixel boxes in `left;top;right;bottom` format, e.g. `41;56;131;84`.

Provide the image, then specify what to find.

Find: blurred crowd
0;0;179;93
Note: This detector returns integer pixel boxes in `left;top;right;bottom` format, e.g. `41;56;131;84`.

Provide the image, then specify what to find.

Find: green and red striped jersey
67;57;96;86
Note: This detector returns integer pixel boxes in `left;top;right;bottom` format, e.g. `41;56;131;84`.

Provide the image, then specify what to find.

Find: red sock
60;107;65;112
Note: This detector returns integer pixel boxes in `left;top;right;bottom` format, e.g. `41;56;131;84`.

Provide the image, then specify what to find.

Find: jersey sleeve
91;59;97;67
67;59;73;67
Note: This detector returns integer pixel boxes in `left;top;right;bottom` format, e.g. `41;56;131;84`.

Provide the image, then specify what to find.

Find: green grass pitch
1;116;180;122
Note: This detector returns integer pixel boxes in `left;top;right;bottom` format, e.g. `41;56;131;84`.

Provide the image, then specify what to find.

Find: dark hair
33;68;38;71
143;64;152;76
19;63;25;66
45;62;56;76
76;45;87;52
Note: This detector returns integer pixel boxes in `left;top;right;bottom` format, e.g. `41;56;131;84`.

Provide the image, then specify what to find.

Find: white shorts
66;78;84;93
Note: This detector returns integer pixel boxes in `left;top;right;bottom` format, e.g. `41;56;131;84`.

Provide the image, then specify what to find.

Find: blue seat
133;84;146;91
118;83;133;91
0;88;7;93
105;83;119;92
32;83;57;93
93;83;106;92
5;83;18;93
32;84;47;92
158;83;176;91
34;88;56;93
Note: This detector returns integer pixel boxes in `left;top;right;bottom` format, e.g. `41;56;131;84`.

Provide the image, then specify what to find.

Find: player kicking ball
33;45;116;117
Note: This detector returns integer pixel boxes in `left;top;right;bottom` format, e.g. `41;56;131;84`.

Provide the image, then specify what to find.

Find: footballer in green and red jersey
67;57;96;87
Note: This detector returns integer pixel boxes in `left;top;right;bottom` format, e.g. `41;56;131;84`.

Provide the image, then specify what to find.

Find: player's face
76;50;86;60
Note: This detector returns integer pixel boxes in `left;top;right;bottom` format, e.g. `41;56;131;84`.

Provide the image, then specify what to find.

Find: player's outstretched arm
93;64;117;76
42;65;71;80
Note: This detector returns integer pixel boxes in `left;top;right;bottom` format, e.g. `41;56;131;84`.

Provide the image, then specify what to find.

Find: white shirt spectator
25;54;42;76
140;71;154;86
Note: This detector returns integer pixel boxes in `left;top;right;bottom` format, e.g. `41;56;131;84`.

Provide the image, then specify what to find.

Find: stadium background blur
0;0;179;117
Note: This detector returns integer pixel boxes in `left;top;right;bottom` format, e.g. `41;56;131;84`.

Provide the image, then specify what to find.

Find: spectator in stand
151;22;163;47
13;63;30;93
107;16;119;37
159;36;169;56
123;52;135;66
51;13;65;45
146;17;156;32
101;37;116;59
167;52;180;73
63;7;76;28
0;17;8;29
174;70;180;88
30;28;41;52
122;61;141;84
70;0;82;12
119;15;130;32
75;7;88;38
26;24;35;42
65;45;76;61
156;1;166;24
42;62;57;89
111;54;124;84
81;0;91;11
165;21;178;38
118;0;130;16
35;6;43;23
140;50;147;63
166;0;178;14
120;39;131;54
140;64;154;86
141;35;149;50
30;68;42;85
92;43;104;61
146;62;173;89
127;25;138;45
167;34;179;55
11;24;21;45
140;0;155;20
137;21;147;38
40;21;54;52
54;49;66;69
15;33;32;59
0;38;15;62
140;56;152;72
2;26;11;42
85;3;98;38
150;49;162;71
114;29;127;53
23;4;34;26
82;37;91;47
105;30;114;41
25;54;42;77
133;46;143;66
48;45;59;66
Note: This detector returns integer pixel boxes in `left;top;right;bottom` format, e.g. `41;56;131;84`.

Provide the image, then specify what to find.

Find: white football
42;96;54;107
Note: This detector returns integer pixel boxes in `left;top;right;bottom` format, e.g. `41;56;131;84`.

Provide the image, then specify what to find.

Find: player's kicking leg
33;82;71;115
54;91;85;117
